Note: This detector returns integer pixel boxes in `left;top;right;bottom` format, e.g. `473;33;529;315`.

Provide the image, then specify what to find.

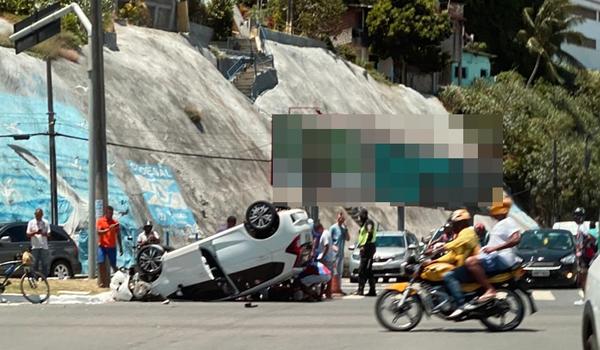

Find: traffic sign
13;2;62;54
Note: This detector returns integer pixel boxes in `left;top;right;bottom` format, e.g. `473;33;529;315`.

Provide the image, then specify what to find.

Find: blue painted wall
451;51;493;87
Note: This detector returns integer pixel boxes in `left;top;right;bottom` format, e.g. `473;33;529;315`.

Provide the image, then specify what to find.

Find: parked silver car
348;231;420;283
0;222;81;278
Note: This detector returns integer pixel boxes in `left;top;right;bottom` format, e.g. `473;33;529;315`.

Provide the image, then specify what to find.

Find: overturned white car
131;201;313;301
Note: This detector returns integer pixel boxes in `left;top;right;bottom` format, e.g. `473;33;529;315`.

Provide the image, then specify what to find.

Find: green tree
440;71;600;226
205;0;234;40
265;0;346;40
517;0;586;87
462;0;543;75
366;0;451;74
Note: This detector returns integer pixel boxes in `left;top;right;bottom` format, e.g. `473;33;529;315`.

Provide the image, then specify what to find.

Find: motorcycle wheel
375;289;423;331
479;288;525;332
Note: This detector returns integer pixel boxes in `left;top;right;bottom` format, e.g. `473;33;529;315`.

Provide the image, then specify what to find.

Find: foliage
118;0;152;27
205;0;234;40
464;41;487;53
188;0;209;24
462;0;543;75
517;0;585;87
264;0;346;40
439;71;600;226
366;0;451;73
336;44;357;62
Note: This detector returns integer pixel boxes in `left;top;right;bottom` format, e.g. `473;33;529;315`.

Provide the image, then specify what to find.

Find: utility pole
46;59;58;226
397;206;405;231
552;140;558;224
90;0;109;283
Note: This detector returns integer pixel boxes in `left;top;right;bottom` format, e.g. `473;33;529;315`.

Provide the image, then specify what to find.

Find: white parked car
583;258;600;349
135;201;313;301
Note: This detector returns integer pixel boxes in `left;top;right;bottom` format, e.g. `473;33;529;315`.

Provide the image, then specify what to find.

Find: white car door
211;228;271;273
150;243;214;298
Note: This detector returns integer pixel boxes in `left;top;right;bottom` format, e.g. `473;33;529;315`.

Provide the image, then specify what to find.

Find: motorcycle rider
355;208;377;296
464;197;522;306
137;221;160;249
428;209;480;318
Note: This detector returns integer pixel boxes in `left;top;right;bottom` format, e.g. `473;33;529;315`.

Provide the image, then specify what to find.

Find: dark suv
0;222;81;278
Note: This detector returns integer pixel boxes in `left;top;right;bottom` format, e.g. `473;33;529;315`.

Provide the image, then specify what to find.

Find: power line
55;133;271;162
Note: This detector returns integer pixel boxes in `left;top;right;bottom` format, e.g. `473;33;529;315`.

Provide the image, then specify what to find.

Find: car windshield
518;231;573;251
376;236;405;248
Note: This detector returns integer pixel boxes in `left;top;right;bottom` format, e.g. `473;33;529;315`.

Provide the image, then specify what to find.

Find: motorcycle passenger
428;209;480;318
574;207;596;305
137;221;160;249
464;197;522;306
355;208;377;296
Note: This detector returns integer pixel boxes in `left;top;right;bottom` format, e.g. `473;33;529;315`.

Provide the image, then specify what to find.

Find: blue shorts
98;246;117;267
446;255;513;283
479;254;512;274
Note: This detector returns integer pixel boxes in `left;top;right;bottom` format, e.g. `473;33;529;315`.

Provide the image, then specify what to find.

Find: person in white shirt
317;224;336;299
26;208;50;277
464;197;522;304
137;221;160;248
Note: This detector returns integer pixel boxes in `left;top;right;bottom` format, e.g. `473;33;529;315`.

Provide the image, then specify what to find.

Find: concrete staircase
233;65;256;98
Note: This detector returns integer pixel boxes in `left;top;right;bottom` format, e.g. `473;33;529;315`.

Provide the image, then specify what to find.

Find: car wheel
245;201;280;239
137;244;165;276
51;260;72;280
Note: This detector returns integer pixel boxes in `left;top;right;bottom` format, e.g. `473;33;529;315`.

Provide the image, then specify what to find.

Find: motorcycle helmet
143;220;153;228
574;207;586;217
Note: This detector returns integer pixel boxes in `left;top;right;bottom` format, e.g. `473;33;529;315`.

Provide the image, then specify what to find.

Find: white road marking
532;290;556;301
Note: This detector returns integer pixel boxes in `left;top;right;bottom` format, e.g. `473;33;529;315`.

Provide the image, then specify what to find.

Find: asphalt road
0;287;584;350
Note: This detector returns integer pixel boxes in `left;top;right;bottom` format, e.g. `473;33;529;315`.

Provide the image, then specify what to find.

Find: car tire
136;244;165;277
245;201;280;239
51;260;73;279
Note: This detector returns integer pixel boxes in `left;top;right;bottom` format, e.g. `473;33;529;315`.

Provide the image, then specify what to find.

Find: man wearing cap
137;221;160;248
464;197;522;304
355;208;377;296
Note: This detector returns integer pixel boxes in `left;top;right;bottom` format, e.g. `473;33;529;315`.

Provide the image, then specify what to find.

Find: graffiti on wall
0;93;138;272
128;161;199;240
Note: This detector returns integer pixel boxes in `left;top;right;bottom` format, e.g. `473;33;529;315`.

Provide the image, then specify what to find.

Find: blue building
451;48;495;86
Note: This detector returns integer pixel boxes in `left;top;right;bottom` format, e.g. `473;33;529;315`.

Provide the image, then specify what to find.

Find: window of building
453;66;468;79
571;5;597;21
480;69;488;77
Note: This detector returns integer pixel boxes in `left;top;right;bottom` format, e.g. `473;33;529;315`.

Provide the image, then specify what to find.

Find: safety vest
357;220;376;247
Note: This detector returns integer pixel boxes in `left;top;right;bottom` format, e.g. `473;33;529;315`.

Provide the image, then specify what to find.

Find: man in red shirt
96;206;123;286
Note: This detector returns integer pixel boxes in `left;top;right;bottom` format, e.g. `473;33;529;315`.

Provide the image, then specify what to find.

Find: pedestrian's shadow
393;328;540;333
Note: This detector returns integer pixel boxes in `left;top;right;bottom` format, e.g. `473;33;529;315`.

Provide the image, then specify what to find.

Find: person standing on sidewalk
96;206;123;287
330;212;349;295
355;208;377;296
26;208;50;277
574;207;596;305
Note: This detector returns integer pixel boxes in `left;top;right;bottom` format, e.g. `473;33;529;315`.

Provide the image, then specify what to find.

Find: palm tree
517;0;586;88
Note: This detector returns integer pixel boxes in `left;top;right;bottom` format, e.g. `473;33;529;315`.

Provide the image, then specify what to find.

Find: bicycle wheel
20;271;50;304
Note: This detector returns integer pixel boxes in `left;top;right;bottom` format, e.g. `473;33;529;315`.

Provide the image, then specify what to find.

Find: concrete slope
0;24;272;253
255;40;451;237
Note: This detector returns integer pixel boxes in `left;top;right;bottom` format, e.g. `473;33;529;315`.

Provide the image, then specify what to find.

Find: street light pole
46;59;58;226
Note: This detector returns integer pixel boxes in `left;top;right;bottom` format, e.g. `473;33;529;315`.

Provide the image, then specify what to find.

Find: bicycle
0;252;50;304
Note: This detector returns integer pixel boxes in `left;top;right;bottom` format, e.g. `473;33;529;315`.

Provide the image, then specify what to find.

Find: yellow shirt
436;226;481;267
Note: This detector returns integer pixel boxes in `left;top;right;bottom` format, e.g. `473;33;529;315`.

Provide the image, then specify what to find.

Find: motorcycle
374;252;537;332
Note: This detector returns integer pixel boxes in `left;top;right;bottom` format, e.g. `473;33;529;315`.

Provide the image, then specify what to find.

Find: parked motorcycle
374;253;537;332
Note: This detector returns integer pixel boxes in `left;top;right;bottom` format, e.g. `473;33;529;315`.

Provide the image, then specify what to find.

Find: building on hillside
449;48;495;86
330;3;373;63
562;0;600;71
